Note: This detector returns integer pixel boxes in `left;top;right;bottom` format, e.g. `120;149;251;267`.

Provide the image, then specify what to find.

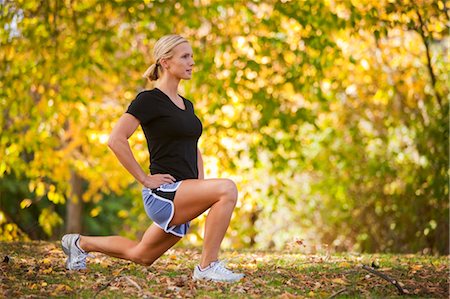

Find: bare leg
170;179;238;268
79;224;181;265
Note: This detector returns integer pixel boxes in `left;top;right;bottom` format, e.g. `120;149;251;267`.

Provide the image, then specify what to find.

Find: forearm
108;137;147;184
197;148;205;179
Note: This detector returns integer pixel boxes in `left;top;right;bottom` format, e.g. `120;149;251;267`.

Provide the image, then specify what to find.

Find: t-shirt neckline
154;87;186;111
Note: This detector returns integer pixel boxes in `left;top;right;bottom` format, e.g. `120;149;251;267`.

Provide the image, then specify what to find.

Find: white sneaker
193;260;245;282
61;234;92;270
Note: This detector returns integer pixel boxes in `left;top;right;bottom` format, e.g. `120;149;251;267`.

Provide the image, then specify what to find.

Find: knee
136;256;156;266
219;179;238;205
128;251;155;266
139;257;155;266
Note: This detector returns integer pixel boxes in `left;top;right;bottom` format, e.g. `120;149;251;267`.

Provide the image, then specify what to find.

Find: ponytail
142;63;160;81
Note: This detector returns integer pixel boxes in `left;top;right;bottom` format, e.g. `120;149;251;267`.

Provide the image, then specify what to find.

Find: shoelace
72;252;93;269
213;261;235;275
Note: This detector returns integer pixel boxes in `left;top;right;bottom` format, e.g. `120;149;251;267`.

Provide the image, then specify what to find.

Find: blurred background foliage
0;0;448;254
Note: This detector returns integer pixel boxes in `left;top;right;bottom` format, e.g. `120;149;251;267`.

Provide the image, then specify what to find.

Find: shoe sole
61;234;78;270
193;275;244;283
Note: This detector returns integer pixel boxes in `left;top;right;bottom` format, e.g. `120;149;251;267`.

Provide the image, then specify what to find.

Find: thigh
170;178;234;226
130;224;181;263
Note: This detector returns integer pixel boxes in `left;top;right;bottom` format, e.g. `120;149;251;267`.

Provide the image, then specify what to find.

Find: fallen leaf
168;285;181;292
42;258;51;264
295;239;305;247
54;284;73;292
410;264;423;271
167;264;177;270
331;278;349;285
42;267;53;274
280;291;302;298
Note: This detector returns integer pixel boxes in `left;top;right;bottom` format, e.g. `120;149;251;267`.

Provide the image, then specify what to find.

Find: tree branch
328;287;348;298
362;265;406;295
415;8;443;110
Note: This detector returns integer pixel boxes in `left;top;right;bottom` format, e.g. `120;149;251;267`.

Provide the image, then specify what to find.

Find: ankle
200;259;217;270
78;236;88;252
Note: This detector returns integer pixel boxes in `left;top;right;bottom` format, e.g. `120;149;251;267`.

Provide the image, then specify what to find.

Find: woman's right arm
108;113;175;188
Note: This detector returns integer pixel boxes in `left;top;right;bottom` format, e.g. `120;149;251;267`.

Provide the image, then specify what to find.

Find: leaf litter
0;241;448;298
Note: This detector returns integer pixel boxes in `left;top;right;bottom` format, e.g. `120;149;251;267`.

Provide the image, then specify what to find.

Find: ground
0;241;448;298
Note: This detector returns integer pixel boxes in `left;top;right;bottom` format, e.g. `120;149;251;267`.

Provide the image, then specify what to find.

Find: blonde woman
61;34;244;282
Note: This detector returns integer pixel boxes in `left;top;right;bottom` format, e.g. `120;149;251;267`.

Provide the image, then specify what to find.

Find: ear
160;58;170;70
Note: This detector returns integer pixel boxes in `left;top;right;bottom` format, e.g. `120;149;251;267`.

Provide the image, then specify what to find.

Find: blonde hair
142;34;189;81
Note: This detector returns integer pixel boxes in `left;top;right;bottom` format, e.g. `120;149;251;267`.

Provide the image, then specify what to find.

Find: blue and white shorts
142;181;190;237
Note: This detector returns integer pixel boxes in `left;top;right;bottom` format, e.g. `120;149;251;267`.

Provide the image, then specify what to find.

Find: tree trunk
249;208;260;247
66;170;83;233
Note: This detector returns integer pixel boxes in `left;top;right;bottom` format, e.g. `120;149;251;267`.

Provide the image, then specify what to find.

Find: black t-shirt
126;88;203;181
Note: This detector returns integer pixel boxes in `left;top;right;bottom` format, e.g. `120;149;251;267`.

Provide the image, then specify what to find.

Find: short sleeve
126;91;157;124
185;98;195;112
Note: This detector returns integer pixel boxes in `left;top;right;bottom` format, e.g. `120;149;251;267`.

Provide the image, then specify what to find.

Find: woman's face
163;42;195;80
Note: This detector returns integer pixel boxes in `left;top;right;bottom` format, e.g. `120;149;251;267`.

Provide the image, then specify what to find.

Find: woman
61;34;244;282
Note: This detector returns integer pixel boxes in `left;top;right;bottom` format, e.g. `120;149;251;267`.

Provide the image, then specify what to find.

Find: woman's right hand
142;174;176;189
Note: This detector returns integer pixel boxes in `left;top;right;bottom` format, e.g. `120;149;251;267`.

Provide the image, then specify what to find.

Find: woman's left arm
197;147;205;179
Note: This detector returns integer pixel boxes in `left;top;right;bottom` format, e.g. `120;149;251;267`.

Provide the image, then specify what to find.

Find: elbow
108;131;130;152
107;135;119;151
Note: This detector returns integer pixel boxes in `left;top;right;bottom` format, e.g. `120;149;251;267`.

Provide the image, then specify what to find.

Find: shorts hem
145;181;187;237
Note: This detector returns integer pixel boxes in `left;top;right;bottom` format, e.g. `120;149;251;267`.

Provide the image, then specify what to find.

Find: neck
155;75;180;98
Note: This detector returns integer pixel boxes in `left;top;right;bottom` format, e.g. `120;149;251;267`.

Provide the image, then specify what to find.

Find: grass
0;241;448;298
